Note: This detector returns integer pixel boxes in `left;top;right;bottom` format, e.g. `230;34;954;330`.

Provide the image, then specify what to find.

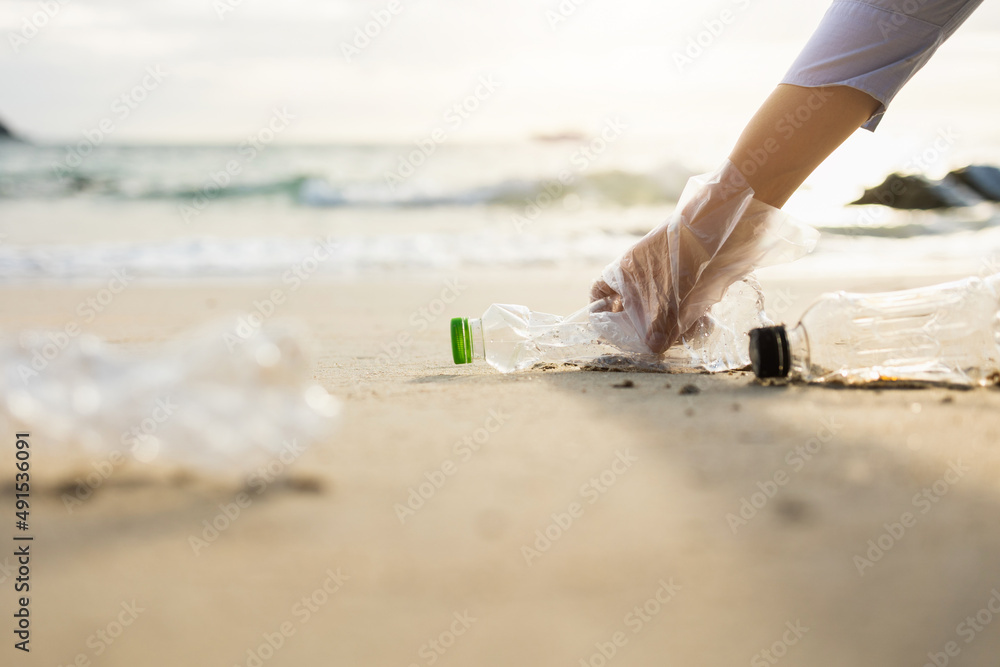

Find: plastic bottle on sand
451;278;773;373
749;273;1000;386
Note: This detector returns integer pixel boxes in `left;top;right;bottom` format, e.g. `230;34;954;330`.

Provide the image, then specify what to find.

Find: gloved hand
589;160;818;354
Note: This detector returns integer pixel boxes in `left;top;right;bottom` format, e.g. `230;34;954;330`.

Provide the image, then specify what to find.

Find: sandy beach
6;0;1000;664
3;267;999;667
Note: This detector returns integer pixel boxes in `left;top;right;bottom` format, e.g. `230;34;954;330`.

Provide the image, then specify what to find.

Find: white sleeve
780;0;984;130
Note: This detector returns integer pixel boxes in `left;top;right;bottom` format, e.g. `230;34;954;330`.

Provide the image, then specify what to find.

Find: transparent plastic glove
590;160;818;354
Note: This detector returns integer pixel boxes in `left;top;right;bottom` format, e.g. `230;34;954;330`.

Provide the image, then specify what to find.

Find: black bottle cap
749;326;791;379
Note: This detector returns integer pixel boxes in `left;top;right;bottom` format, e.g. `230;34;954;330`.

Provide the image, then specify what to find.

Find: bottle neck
785;323;810;379
468;318;486;360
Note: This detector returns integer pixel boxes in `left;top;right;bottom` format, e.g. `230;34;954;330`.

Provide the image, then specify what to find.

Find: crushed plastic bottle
749;273;1000;386
451;276;775;373
0;319;341;471
450;160;821;374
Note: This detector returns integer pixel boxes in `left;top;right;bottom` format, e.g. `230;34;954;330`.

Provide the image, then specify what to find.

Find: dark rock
679;384;700;395
612;379;635;389
850;172;982;209
947;165;1000;201
0;118;13;140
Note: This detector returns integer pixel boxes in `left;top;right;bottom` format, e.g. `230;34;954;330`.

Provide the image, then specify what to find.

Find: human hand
589;160;815;354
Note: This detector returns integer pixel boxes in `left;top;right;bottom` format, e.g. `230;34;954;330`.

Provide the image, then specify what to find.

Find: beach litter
0;319;340;473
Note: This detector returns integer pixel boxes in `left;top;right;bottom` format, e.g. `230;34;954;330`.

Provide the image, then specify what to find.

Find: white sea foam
1;225;999;283
0;232;641;281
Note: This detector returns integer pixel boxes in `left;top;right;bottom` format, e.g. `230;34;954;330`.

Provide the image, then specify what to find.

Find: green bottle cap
450;317;473;365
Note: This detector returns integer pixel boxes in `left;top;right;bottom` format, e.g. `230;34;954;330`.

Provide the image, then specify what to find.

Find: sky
1;0;999;151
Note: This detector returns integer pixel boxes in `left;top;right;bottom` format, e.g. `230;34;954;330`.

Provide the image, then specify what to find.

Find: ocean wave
0;233;640;281
812;204;1000;238
144;176;313;201
0;167;688;208
0;171;315;201
297;170;689;208
4;225;1000;282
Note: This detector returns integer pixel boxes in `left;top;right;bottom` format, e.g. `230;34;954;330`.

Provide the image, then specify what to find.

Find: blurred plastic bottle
451;278;773;373
749;273;1000;386
0;320;341;472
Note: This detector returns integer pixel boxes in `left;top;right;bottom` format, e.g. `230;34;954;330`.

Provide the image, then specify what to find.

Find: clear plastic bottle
451;302;618;373
0;319;341;472
451;278;773;373
749;273;1000;386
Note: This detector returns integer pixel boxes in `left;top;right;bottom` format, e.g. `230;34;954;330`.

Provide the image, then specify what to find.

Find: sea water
1;141;1000;282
